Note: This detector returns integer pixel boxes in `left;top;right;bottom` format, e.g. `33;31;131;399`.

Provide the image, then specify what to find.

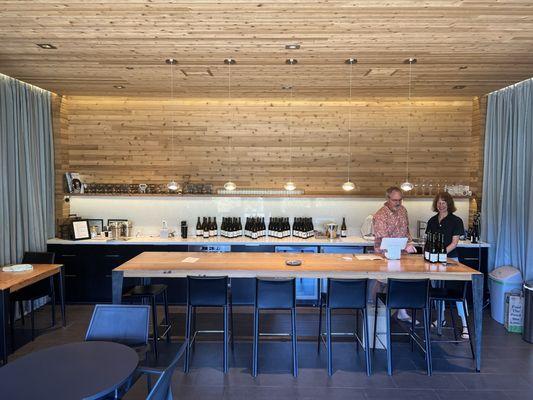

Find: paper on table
355;255;383;261
181;257;200;263
342;256;353;261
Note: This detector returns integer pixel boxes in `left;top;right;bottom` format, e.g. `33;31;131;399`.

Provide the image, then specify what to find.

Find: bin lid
524;280;533;291
489;266;523;284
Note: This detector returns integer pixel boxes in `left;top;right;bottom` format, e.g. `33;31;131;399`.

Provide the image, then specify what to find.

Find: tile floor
7;305;533;400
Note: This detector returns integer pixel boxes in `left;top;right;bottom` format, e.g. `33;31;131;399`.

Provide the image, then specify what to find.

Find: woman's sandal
431;320;447;328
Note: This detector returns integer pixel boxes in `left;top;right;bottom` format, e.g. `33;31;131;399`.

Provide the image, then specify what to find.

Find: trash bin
523;280;533;343
489;266;523;324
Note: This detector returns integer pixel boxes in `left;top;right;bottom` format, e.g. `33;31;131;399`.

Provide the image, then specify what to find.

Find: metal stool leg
162;290;171;343
229;292;235;352
372;295;379;354
463;300;475;360
150;296;158;359
191;307;197;353
386;308;392;376
30;300;35;341
355;309;360;352
184;305;192;373
411;309;416;352
326;306;332;376
291;307;298;377
50;276;56;327
450;301;458;342
423;307;432;376
317;295;323;353
252;308;259;377
9;301;16;350
223;305;229;373
362;308;372;376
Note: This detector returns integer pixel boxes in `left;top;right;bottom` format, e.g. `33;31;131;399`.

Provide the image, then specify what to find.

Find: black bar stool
252;278;297;377
317;278;371;376
122;284;171;359
184;276;233;373
373;278;432;376
429;281;475;359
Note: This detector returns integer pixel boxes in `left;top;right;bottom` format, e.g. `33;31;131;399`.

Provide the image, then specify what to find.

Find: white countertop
47;236;489;248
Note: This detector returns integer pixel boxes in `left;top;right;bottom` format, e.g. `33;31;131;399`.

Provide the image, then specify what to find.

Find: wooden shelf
66;193;471;199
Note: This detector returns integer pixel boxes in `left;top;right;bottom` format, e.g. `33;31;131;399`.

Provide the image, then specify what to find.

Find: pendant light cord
406;59;412;181
170;60;174;166
348;61;353;182
228;60;232;182
289;61;293;182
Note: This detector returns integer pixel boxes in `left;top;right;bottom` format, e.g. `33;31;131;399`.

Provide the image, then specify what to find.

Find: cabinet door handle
61;254;77;258
105;274;112;278
462;257;479;261
104;254;121;258
65;274;78;278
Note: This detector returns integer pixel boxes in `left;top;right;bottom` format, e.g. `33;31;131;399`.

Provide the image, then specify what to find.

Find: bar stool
373;279;432;375
122;284;171;359
184;276;233;373
429;281;475;359
317;278;371;376
252;278;297;377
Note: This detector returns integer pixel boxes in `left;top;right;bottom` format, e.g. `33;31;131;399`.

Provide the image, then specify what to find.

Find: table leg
112;271;124;304
472;274;483;372
436;281;444;336
1;289;10;365
58;266;66;327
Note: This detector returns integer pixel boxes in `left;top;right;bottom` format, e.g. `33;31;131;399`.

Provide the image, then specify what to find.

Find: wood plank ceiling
1;0;532;98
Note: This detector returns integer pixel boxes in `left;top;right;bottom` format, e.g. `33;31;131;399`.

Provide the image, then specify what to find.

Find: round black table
0;341;139;400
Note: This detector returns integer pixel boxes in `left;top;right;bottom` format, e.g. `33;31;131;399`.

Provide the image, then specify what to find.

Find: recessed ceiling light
459;65;468;70
404;57;417;64
125;66;134;70
285;44;300;50
453;85;466;89
286;58;298;65
281;85;293;90
165;58;177;65
345;58;357;64
224;58;236;65
114;85;125;89
36;43;57;49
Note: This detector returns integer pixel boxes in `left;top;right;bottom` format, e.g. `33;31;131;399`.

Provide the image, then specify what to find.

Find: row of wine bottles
423;231;447;264
195;216;317;239
195;217;219;238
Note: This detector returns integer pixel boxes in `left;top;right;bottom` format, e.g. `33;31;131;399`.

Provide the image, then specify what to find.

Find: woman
426;191;469;338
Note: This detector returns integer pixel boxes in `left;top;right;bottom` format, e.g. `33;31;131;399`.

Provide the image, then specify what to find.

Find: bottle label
429;253;438;263
438;254;447;263
424;251;429;260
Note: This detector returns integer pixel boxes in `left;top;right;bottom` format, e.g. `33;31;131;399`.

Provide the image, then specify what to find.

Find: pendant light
342;58;357;192
400;57;416;192
284;58;297;191
223;58;237;191
166;58;180;192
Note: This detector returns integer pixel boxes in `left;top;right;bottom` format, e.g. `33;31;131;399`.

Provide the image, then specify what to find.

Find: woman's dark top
426;213;464;258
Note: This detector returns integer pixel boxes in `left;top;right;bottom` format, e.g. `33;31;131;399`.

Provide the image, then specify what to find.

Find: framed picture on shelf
87;219;104;234
72;220;90;240
107;219;128;227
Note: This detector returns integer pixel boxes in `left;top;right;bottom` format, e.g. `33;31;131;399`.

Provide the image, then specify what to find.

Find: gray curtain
482;78;533;280
0;74;55;265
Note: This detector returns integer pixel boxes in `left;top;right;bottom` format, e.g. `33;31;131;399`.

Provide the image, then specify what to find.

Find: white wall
69;196;470;238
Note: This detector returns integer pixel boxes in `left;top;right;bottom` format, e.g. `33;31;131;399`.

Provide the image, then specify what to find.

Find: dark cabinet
48;243;188;304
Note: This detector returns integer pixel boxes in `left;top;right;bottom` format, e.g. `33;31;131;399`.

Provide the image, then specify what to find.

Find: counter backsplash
69;196;470;239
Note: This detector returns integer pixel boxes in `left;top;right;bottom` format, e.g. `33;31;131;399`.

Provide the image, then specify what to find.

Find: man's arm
373;212;387;252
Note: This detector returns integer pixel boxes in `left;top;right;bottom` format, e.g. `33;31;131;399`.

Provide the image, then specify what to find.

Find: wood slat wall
61;96;478;197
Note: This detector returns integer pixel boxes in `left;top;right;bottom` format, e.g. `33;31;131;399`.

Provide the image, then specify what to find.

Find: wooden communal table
0;264;65;365
112;252;484;371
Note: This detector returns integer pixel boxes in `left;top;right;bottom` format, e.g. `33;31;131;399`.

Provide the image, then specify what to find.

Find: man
373;186;417;322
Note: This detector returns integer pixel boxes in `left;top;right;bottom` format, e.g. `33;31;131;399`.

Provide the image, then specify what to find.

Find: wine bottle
341;217;347;238
203;217;209;239
196;217;203;237
429;232;438;263
438;233;447;264
424;232;430;261
213;217;218;237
